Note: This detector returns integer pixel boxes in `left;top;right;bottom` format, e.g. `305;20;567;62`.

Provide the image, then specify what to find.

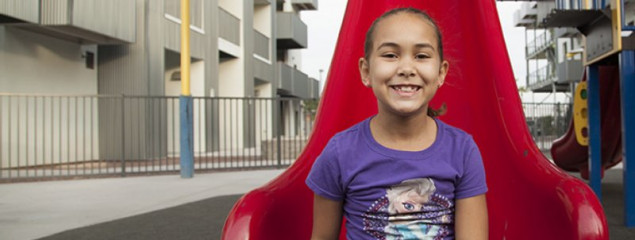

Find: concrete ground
1;167;634;239
0;169;284;240
589;168;635;239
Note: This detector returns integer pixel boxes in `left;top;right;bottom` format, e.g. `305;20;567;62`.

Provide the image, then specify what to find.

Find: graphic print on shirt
362;178;453;240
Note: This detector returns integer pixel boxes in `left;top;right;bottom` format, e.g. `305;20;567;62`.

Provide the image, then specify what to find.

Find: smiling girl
306;8;488;240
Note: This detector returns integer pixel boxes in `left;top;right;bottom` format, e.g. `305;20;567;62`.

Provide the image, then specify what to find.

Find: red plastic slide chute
551;67;622;180
223;0;608;239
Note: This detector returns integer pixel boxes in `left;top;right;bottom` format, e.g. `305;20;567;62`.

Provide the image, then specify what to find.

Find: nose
398;69;416;78
397;60;416;78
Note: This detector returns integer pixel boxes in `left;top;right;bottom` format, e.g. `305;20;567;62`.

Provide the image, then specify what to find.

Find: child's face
359;13;449;117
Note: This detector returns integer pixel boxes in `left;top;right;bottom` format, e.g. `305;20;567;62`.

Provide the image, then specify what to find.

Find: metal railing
1;94;571;180
218;7;240;46
528;64;556;87
526;30;553;57
254;29;270;59
522;102;572;154
0;94;318;181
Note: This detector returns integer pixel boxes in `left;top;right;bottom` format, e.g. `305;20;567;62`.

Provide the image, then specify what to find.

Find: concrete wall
0;27;97;94
0;26;100;167
219;0;241;19
254;5;272;37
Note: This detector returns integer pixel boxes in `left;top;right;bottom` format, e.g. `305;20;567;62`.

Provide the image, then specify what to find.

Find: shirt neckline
362;116;444;159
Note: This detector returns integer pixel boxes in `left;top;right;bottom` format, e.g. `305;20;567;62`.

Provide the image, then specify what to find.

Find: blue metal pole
587;65;602;198
180;96;194;178
621;50;635;226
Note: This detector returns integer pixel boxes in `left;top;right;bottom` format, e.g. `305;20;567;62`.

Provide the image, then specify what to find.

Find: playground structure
551;67;623;180
222;0;610;239
543;0;635;227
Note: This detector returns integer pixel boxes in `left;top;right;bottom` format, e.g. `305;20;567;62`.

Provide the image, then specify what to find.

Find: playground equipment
222;0;608;238
544;0;635;226
551;67;623;180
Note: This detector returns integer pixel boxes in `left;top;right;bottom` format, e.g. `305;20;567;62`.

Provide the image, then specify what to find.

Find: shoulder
436;119;476;148
327;118;368;147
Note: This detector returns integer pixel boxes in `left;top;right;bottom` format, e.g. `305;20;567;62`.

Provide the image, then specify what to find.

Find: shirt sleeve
455;137;488;199
305;137;345;201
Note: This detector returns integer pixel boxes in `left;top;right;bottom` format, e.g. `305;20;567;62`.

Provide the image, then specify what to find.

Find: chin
390;108;426;117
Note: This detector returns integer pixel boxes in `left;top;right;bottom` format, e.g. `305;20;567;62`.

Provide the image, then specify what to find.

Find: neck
370;109;437;151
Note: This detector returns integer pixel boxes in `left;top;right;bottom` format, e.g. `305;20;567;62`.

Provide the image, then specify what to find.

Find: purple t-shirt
306;117;487;240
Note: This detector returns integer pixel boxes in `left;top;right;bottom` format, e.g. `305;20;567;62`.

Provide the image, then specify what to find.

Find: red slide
551;67;622;180
222;0;608;239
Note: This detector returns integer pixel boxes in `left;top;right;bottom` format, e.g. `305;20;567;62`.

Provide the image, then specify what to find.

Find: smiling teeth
393;85;419;92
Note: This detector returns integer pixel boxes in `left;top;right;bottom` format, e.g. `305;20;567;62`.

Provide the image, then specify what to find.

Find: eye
381;53;398;59
402;202;415;211
415;53;430;59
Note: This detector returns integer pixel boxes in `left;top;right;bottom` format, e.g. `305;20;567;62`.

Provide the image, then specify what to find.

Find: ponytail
427;103;447;118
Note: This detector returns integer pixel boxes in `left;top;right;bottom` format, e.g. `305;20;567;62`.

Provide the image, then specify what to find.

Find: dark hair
363;8;444;61
363;8;446;117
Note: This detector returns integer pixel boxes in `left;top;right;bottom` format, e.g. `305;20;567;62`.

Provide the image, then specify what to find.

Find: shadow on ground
39;194;242;240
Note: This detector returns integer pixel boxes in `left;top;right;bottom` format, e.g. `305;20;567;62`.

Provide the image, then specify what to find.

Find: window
84;52;94;69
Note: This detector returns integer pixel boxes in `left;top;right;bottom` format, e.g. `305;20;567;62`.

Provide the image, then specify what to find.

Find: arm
455;194;488;240
311;194;343;240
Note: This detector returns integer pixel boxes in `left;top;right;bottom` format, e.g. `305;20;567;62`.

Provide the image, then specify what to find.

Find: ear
359;58;371;87
437;60;450;88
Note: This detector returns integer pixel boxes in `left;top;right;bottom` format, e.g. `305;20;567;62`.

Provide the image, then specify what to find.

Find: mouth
390;84;422;93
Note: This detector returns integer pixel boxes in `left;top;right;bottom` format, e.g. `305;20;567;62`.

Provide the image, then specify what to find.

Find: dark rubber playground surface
39;194;242;240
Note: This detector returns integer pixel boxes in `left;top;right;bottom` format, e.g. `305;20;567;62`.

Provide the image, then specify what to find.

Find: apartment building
513;1;584;94
0;0;318;169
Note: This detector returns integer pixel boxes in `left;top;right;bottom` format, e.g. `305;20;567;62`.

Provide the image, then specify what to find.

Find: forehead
373;12;438;47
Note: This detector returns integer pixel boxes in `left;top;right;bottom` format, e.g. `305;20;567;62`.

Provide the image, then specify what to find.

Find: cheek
417;66;441;83
370;62;396;78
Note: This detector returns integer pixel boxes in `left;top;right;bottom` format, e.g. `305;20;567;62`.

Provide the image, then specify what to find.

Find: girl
306;8;488;240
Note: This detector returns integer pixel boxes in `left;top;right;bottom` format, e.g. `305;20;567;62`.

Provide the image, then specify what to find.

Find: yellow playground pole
181;0;191;96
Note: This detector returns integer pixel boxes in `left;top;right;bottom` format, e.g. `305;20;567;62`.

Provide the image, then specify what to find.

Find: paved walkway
2;166;634;239
0;169;284;240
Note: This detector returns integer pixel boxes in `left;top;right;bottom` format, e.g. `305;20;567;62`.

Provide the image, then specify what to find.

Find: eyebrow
376;42;436;51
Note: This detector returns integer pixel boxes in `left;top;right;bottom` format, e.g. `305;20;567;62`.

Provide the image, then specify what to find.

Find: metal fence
0;93;570;181
0;94;318;181
522;102;572;154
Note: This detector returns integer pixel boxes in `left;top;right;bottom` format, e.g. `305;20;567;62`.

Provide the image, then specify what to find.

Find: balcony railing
219;7;240;46
292;0;318;10
556;0;609;10
254;30;270;59
277;63;318;98
1;0;135;44
528;64;556;88
0;0;39;23
276;12;307;49
513;2;538;27
526;30;553;58
556;59;583;83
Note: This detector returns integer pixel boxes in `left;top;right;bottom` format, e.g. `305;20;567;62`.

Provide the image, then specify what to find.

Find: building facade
0;0;319;168
513;1;584;94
